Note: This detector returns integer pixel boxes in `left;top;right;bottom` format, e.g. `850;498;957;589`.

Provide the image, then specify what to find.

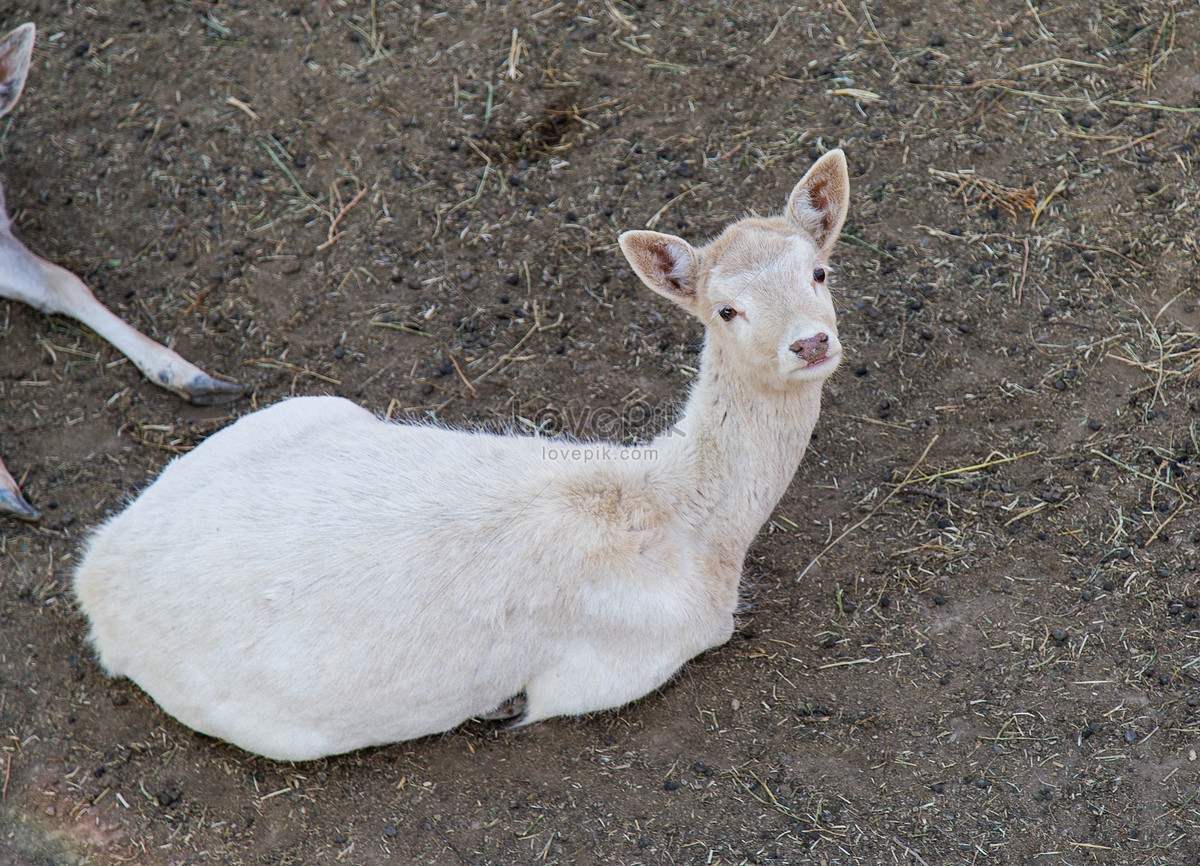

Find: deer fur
0;22;242;520
73;150;850;761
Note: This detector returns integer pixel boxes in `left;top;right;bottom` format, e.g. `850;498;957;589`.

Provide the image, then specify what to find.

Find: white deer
73;149;850;761
0;23;242;520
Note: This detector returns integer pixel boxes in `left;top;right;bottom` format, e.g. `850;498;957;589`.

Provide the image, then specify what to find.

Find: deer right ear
618;230;701;312
0;23;34;119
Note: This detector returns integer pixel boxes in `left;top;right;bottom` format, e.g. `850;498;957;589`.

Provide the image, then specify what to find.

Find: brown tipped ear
618;230;702;312
786;148;850;253
0;23;34;119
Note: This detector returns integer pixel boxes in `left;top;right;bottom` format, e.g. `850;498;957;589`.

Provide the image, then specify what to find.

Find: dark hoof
183;376;246;406
0;487;41;521
476;692;528;722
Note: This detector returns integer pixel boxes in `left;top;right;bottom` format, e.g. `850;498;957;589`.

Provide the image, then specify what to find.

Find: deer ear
786;148;850;253
618;230;702;312
0;24;35;119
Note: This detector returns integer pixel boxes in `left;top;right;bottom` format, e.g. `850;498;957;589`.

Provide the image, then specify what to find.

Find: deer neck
651;341;824;562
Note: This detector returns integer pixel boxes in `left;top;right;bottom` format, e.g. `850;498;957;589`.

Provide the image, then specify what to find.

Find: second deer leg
0;235;244;405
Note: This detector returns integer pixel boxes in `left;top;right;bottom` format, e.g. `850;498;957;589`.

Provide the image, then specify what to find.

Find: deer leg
0;455;40;521
0;235;244;405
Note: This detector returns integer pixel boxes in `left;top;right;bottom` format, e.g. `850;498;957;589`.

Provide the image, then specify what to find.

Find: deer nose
789;332;829;363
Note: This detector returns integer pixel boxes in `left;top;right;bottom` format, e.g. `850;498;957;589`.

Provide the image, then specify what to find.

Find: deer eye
813;267;826;283
718;306;737;322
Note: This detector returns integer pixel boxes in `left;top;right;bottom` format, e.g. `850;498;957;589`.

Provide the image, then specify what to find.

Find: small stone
383;824;397;837
663;779;680;791
1124;729;1137;744
1051;628;1068;642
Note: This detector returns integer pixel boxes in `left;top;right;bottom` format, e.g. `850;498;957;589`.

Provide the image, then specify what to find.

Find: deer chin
787;352;840;381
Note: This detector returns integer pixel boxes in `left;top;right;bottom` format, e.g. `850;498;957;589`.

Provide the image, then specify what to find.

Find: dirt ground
1;0;1199;863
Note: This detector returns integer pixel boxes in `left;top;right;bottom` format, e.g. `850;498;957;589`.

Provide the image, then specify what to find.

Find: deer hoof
476;692;528;722
0;487;41;521
182;375;246;406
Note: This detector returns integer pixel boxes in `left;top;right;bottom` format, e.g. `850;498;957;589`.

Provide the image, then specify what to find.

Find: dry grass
929;168;1040;221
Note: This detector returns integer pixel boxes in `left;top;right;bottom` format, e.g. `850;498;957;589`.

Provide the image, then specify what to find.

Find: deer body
74;151;850;760
0;23;242;520
78;398;741;760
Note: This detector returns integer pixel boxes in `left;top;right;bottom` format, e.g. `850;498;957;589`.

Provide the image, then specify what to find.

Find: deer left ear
0;24;35;119
786;148;850;254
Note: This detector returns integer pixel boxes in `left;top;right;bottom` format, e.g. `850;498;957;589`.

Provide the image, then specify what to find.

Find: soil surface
2;1;1199;864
